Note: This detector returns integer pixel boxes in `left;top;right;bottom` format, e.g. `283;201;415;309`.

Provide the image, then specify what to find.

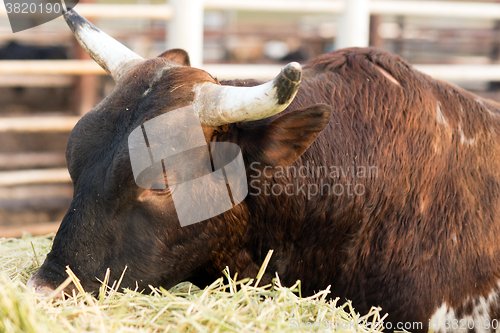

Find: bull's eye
151;186;172;196
138;184;173;201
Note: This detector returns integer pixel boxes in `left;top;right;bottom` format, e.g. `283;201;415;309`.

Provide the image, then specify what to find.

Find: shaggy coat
32;47;500;332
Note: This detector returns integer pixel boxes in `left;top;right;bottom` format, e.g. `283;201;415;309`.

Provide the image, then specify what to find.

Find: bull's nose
27;272;63;299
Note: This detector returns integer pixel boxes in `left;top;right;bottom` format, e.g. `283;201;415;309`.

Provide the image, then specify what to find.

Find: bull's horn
63;8;144;81
193;62;302;126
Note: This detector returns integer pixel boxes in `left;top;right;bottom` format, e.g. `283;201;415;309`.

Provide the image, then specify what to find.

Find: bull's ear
158;48;191;66
242;103;332;167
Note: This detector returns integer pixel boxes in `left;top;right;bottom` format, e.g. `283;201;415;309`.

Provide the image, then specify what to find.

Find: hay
0;234;387;333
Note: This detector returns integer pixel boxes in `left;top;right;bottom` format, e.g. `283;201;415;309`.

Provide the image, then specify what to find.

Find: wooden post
395;16;406;59
369;14;384;49
167;0;204;67
336;0;370;49
72;0;98;116
489;1;500;90
73;43;99;115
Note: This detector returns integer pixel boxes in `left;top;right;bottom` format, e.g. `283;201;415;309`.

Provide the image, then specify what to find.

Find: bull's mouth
27;264;102;298
27;267;66;298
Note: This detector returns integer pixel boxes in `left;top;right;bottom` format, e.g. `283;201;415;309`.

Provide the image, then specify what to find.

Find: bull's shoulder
303;47;409;73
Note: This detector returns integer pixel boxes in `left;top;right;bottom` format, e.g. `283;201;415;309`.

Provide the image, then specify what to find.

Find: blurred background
0;0;499;237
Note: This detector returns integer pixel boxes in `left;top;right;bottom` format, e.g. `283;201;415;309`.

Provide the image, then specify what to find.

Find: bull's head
28;9;332;296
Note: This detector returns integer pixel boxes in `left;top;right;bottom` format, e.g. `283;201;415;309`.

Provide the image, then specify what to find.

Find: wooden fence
1;0;500;237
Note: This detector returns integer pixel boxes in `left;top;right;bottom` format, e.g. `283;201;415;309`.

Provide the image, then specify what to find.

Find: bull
28;9;500;332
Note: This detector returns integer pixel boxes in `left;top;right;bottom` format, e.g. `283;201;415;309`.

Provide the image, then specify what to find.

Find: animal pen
1;1;500;332
0;0;499;237
2;0;500;238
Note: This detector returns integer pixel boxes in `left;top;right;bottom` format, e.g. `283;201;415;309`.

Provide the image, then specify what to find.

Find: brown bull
29;8;500;332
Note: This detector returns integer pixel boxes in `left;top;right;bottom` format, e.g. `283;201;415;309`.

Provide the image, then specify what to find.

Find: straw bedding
0;234;387;333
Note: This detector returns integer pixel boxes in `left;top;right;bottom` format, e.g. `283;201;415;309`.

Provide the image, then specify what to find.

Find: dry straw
0;234;387;333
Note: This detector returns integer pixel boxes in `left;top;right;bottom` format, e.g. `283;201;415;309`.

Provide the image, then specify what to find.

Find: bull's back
290;48;500;330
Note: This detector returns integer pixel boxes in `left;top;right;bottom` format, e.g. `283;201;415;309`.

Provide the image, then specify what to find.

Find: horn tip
63;7;99;34
282;62;302;83
61;2;69;14
287;62;302;71
272;62;302;105
62;6;74;18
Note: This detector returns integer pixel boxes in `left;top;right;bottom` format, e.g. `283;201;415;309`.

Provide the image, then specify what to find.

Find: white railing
0;1;499;77
0;3;172;19
368;1;500;19
1;1;497;18
204;0;500;19
0;1;499;133
3;59;500;83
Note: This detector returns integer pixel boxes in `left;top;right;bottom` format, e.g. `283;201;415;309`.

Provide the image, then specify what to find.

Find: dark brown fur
32;47;500;332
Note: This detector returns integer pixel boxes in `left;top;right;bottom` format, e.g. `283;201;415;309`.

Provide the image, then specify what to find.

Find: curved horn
63;8;144;81
193;62;302;126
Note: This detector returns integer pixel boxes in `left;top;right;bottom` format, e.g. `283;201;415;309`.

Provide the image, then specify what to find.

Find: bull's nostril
27;274;64;299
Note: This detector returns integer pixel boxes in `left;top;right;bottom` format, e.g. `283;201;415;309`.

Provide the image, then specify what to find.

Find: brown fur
225;48;500;329
32;47;500;332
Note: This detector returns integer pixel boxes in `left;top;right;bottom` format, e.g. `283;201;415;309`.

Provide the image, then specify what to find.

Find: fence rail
0;152;66;169
0;221;61;238
204;0;344;13
204;0;500;19
0;168;70;187
0;60;106;75
0;75;73;87
0;116;79;132
1;1;499;79
2;60;500;82
0;4;173;19
1;1;500;19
